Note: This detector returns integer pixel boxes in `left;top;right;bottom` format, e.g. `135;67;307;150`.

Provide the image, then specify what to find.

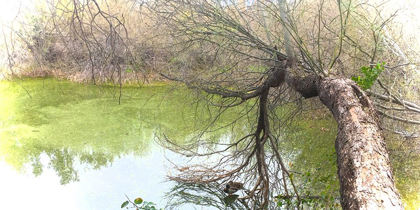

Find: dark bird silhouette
223;181;244;195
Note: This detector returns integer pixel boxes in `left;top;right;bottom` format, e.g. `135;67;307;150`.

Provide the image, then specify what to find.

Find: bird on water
223;181;244;195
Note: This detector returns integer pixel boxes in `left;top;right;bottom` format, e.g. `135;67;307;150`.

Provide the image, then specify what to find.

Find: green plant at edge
121;195;161;210
351;62;385;90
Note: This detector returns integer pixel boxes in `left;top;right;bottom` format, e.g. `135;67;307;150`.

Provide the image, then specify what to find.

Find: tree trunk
285;74;403;209
316;77;403;209
273;1;402;205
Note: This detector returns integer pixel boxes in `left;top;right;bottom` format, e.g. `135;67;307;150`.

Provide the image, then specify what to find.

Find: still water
0;78;206;209
0;78;418;209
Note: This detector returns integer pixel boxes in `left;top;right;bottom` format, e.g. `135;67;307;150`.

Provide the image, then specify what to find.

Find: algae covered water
0;78;195;209
0;78;418;209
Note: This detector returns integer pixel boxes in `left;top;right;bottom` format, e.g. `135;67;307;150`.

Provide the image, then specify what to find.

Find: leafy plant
351;62;385;90
121;195;160;210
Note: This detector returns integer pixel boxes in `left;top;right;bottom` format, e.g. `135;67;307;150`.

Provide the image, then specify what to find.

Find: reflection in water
0;79;185;209
32;148;115;185
0;78;253;209
46;148;81;184
165;182;249;209
163;180;340;209
0;150;176;210
0;78;418;209
0;79;178;185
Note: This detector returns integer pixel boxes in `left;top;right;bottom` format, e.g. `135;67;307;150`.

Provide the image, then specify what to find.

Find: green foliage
121;201;129;208
121;196;160;210
351;62;385;90
134;197;143;204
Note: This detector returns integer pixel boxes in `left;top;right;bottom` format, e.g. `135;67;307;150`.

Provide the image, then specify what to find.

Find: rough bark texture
316;77;403;210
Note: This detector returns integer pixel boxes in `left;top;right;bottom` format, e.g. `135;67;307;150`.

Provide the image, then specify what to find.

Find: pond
0;78;249;209
0;78;418;209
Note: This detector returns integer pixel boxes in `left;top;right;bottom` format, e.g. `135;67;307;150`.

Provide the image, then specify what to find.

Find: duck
223;181;244;195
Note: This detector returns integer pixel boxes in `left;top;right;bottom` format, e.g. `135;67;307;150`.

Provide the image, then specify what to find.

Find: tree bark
319;77;403;209
286;75;403;209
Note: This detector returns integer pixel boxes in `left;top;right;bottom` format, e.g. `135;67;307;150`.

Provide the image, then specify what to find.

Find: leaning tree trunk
315;77;404;209
284;73;403;209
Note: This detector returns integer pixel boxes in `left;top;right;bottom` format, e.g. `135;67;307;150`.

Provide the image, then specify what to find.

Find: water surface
0;78;198;209
0;78;418;209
